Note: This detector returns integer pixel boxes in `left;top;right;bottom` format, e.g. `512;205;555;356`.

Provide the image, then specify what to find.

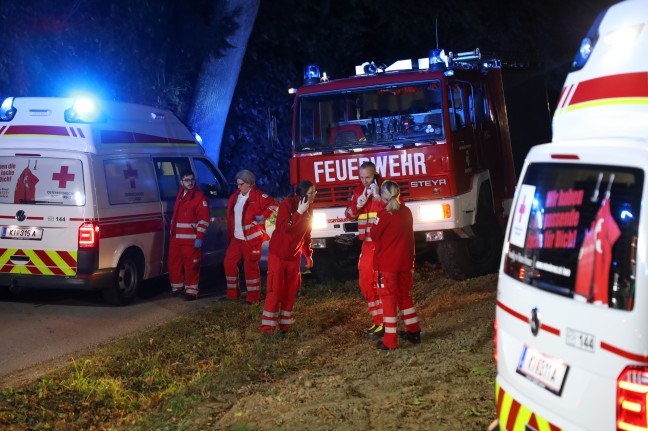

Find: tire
311;244;360;281
102;252;141;305
436;211;503;280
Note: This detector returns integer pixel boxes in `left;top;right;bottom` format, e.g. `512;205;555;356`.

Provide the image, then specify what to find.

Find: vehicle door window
154;158;191;201
104;158;159;204
193;158;228;199
448;82;473;131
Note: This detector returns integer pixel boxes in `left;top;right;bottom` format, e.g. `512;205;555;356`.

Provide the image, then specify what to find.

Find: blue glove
194;239;202;249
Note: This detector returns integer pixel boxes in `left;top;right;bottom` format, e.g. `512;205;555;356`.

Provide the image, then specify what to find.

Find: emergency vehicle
289;48;551;280
0;97;229;304
493;1;648;430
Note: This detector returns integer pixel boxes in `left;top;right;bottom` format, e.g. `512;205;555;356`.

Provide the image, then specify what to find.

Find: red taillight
493;317;498;363
78;222;98;248
617;366;648;431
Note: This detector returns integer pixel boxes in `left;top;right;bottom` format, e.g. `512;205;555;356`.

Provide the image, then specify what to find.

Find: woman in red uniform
260;180;315;334
371;180;421;350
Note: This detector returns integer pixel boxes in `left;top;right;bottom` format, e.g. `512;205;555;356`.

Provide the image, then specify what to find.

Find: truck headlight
312;212;327;230
418;204;451;222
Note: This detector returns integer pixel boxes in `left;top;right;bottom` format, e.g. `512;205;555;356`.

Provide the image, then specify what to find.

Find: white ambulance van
493;1;648;430
0;97;230;305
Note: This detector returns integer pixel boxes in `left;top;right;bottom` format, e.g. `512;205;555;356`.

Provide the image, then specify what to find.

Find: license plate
516;345;569;395
1;227;43;240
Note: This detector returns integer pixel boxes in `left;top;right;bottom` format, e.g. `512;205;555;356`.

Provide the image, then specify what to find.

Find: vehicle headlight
312;212;328;230
418;203;451;222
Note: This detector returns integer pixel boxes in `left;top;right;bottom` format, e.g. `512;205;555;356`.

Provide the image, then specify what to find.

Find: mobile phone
300;195;308;204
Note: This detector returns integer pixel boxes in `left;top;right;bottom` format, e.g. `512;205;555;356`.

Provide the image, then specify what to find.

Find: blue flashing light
428;48;447;71
620;209;634;220
0;97;16;121
64;97;105;123
193;131;203;145
304;64;320;85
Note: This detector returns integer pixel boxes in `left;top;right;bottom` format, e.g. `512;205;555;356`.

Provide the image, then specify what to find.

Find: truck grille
314;181;412;207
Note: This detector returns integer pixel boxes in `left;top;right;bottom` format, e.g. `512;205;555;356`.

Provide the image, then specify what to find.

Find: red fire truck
289;49;551;280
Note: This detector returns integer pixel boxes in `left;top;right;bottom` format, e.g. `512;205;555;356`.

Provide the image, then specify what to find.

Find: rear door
0;154;87;277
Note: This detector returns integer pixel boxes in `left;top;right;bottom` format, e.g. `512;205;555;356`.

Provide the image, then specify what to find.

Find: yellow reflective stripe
47;250;77;275
498;385;514;430
556;97;648;115
496;382;565;431
0;248;17;267
513;405;533;431
22;250;54;275
358;214;368;220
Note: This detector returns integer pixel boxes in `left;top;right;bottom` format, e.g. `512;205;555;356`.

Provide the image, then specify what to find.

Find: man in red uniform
169;170;210;300
372;180;421;350
225;169;278;303
345;161;385;336
260;180;315;333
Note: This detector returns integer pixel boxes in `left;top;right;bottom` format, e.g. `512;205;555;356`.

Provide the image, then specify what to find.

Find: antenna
435;17;439;50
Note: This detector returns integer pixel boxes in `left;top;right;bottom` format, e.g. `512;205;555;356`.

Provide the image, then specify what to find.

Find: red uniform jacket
344;184;386;241
372;205;415;273
227;187;278;245
14;167;39;204
170;187;210;245
268;195;313;261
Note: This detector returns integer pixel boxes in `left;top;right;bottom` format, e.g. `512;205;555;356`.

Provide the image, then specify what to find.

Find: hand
356;192;368;209
305;255;314;268
194;239;202;249
297;198;309;214
369;183;380;199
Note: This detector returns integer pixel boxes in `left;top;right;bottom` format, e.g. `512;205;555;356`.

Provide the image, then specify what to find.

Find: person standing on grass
371;180;421;350
260;180;315;334
169;170;210;300
344;161;385;338
224;169;278;304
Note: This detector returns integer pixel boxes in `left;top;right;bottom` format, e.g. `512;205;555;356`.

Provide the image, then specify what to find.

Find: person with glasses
344;161;385;338
260;180;315;334
371;180;421;350
169;170;210;300
225;169;278;303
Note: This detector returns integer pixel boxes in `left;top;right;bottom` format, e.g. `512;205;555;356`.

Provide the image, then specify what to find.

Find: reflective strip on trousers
175;233;197;239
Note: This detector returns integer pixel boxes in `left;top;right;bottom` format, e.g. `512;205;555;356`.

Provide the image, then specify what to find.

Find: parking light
419;203;451;222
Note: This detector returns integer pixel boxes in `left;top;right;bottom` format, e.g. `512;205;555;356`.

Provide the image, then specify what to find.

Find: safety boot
398;330;421;345
369;323;385;340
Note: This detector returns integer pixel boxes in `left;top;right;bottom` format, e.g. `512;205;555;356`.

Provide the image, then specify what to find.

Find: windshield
504;162;642;311
295;81;444;153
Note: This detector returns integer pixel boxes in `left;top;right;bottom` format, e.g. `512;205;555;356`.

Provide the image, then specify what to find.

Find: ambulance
493;1;648;430
0;97;229;305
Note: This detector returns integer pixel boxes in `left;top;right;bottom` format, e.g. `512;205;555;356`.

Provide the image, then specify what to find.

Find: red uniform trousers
358;241;383;326
259;253;301;333
377;270;421;349
168;241;202;296
224;237;263;303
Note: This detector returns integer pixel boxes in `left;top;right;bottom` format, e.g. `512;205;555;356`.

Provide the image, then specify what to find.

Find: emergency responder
169;170;210;300
225;169;278;303
372;180;421;350
345;161;385;337
260;180;315;333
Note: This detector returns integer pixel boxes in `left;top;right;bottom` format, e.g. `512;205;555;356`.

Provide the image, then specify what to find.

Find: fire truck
289;49;551;280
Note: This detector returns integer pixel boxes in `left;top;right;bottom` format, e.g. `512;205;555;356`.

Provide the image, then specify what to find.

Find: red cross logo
52;166;75;189
123;163;138;188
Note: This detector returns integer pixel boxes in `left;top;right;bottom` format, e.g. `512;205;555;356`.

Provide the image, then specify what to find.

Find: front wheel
102;252;141;305
436;212;503;281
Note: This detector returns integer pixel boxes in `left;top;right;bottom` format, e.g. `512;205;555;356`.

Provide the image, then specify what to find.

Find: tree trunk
189;0;260;164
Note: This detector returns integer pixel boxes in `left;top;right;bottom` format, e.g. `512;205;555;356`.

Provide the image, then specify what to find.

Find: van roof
0;97;204;156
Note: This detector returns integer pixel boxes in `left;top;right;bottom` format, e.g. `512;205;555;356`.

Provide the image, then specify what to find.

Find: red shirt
268;195;313;261
372;205;415;273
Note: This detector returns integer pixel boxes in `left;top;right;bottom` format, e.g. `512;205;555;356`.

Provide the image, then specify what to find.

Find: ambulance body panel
494;2;648;429
0;97;229;304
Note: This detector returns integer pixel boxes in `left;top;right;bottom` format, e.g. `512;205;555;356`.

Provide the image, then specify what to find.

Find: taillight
493;317;498;363
617;366;648;431
78;222;98;248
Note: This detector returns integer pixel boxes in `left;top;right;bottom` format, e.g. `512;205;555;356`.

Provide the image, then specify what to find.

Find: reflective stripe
368;300;381;307
246;286;260;292
263;310;279;318
170;283;184;288
246;231;263;240
175;233;196;239
370;309;383;316
196;227;207;233
279;318;294;325
385;327;397;333
176;223;194;228
496;382;565;431
242;223;256;230
261;319;278;326
401;307;417;315
403;316;419;325
226;276;238;281
247;278;261;284
384;316;398;323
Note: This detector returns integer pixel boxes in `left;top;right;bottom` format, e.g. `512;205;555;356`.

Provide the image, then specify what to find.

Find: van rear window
504;163;642;310
0;157;85;206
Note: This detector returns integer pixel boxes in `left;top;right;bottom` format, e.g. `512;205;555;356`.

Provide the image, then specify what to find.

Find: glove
356;192;368;209
194;239;202;249
369;182;380;199
297;197;309;214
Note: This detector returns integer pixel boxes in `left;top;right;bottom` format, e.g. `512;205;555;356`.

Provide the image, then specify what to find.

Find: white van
0;97;230;304
493;1;648;430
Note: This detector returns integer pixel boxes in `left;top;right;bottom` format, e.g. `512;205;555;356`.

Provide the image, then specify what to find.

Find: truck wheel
311;248;359;281
436;211;503;281
103;252;141;305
